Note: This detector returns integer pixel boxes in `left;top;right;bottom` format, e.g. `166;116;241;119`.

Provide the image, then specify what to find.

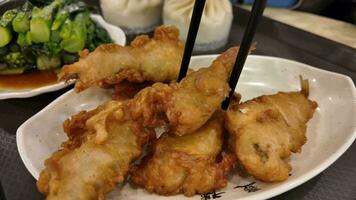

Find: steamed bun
101;0;163;34
163;0;233;51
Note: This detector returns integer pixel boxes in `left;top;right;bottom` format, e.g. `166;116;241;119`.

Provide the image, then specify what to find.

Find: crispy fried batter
164;47;238;135
38;47;242;199
37;101;155;200
111;81;152;101
225;90;317;182
130;47;240;136
61;105;106;149
58;26;184;92
131;113;236;196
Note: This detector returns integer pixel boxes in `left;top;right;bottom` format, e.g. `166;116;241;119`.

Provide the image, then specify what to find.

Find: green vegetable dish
0;0;112;75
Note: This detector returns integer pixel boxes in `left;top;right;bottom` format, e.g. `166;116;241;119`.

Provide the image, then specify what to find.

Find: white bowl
17;55;356;200
0;14;126;100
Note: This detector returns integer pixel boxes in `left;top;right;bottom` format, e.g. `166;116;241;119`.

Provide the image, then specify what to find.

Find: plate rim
16;55;356;200
0;81;73;100
0;14;126;100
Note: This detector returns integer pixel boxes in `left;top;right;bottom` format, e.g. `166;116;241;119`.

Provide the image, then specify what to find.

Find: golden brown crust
58;26;184;92
225;91;318;182
39;46;244;199
62;107;103;149
128;83;174;127
111;81;152;101
37;101;155;200
153;25;180;41
79;49;90;59
131;114;236;196
128;47;240;136
130;35;151;47
164;47;239;135
130;26;179;47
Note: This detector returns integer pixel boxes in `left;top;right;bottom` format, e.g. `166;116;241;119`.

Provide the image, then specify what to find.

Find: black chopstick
221;0;267;110
0;180;6;200
177;0;206;82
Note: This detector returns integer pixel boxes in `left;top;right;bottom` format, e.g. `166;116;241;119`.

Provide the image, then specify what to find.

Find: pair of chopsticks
177;0;267;110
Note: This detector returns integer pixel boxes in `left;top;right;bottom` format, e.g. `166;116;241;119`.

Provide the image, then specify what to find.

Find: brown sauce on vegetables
0;70;58;89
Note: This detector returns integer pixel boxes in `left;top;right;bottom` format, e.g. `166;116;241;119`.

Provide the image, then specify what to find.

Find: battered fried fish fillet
111;81;152;101
37;47;240;199
225;89;318;182
131;113;236;196
37;101;154;200
130;47;239;136
58;26;184;92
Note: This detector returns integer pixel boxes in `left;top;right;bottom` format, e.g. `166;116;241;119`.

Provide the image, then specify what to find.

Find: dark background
0;0;355;200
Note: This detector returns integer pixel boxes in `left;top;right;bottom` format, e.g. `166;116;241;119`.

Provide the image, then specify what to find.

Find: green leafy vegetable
17;33;27;46
30;17;51;43
25;31;32;45
60;12;88;53
12;12;31;33
36;55;61;70
52;9;69;31
4;52;27;68
0;0;113;73
0;26;12;47
0;9;18;27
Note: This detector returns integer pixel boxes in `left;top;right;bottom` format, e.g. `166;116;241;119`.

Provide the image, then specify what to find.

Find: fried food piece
61;104;106;149
111;81;152;101
37;47;241;199
58;26;184;92
164;47;238;135
131;113;236;196
225;89;318;182
130;47;240;136
37;47;239;199
37;101;154;200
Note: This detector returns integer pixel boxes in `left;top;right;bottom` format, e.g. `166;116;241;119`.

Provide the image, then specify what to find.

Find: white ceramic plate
0;14;126;100
17;55;356;200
